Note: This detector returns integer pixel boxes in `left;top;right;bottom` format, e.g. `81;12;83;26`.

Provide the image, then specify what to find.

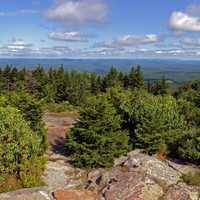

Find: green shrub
182;171;200;186
177;98;200;127
42;101;76;112
175;130;200;162
0;92;48;153
65;95;130;168
19;156;47;188
120;90;187;154
0;106;46;189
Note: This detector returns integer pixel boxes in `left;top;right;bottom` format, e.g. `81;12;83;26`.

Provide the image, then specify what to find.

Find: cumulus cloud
93;41;120;49
169;11;200;32
6;39;33;51
49;32;91;42
117;34;160;46
0;38;78;58
94;34;160;50
45;0;108;26
2;36;200;59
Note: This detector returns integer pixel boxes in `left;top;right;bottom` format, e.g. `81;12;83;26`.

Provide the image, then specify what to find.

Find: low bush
42;101;76;112
0;106;46;190
175;130;200;162
182;171;200;186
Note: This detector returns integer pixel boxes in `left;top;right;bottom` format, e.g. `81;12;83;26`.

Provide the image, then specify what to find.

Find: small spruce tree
65;95;130;168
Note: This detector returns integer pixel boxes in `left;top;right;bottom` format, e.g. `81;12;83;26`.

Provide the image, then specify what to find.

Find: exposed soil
43;112;78;153
42;111;86;192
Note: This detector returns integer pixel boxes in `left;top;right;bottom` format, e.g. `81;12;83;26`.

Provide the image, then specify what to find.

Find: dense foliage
0;92;47;153
0;64;199;170
0;106;46;191
121;90;187;154
65;95;130;168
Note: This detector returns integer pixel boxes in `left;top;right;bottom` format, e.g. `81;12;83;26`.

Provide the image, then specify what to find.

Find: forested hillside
0;64;199;192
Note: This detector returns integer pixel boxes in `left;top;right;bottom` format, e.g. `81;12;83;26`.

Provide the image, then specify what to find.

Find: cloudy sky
2;0;200;59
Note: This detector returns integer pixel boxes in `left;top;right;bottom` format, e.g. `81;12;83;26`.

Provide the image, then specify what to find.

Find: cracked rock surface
86;150;200;200
0;150;199;200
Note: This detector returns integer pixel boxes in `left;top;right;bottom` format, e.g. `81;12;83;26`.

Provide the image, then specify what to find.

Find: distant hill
0;58;200;84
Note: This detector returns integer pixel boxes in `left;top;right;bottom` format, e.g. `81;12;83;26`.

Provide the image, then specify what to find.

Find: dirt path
43;112;78;153
42;112;86;192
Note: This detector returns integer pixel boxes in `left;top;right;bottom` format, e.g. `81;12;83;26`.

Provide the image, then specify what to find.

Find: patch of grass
182;172;200;186
156;144;168;161
0;175;22;193
119;165;129;173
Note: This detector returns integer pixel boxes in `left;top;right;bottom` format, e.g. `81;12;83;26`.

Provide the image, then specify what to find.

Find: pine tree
128;66;144;89
65;95;130;168
103;67;122;89
152;76;171;95
3;65;11;91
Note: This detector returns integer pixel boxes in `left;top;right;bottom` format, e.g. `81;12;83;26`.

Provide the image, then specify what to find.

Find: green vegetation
42;101;76;112
0;106;46;192
0;64;199;180
182;171;200;186
125;91;187;154
65;95;130;168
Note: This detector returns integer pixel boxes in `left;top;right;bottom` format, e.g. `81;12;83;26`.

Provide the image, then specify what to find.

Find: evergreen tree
9;67;18;90
90;72;101;94
128;66;144;89
123;74;129;89
3;65;12;91
152;76;171;95
65;95;130;168
102;67;122;89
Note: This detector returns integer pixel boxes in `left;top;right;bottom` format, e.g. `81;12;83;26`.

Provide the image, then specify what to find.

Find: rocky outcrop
86;150;200;200
53;189;98;200
163;183;199;200
0;187;53;200
43;152;87;191
0;150;199;200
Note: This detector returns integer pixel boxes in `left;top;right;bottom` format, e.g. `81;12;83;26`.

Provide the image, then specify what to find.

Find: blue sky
1;0;200;59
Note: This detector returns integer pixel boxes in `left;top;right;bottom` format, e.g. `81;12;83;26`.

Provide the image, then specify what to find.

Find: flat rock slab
0;188;52;200
53;189;98;200
43;159;86;191
162;183;199;200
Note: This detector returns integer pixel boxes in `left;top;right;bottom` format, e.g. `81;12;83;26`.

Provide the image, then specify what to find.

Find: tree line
0;65;170;105
0;64;199;190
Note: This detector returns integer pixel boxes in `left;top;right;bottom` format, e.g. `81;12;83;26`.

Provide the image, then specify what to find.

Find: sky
1;0;200;59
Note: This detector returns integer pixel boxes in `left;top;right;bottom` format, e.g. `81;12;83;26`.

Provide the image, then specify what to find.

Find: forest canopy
0;64;199;171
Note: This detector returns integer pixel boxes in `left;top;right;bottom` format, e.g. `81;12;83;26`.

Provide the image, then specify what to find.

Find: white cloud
182;37;200;46
94;41;120;49
94;34;160;50
0;38;77;58
6;39;33;50
49;32;90;42
169;11;200;32
46;0;108;26
118;34;160;46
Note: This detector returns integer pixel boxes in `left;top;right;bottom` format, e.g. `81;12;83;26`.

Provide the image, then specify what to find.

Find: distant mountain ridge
0;58;200;83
